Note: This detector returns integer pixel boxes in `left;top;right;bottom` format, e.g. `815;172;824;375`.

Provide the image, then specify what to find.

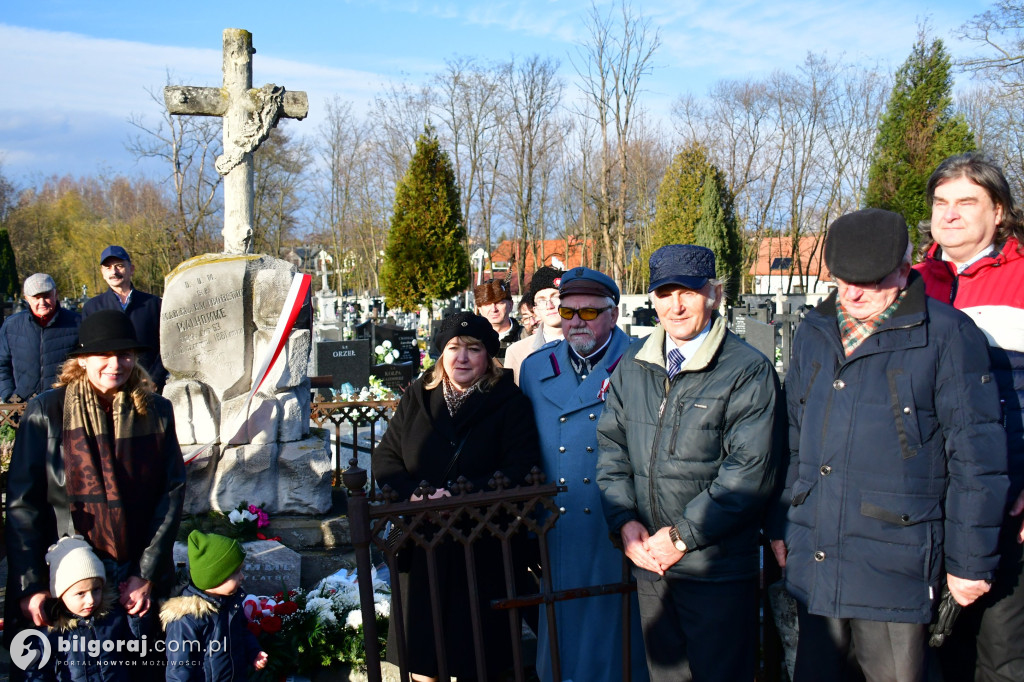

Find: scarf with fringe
62;380;164;562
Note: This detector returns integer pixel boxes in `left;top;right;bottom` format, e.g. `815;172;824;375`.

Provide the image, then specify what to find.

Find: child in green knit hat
160;531;268;680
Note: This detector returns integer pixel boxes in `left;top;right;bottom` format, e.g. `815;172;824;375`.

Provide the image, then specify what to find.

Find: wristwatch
669;525;687;553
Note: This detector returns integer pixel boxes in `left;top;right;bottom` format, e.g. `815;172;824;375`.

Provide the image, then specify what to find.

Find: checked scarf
837;288;907;357
62;380;165;562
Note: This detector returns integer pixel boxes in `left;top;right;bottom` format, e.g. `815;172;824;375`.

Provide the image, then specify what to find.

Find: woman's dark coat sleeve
135;397;186;584
6;395;60;598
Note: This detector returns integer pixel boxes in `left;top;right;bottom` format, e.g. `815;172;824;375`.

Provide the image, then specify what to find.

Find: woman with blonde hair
5;309;185;676
374;311;541;681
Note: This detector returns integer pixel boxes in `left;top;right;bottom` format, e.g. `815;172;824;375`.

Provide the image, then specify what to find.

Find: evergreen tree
652;143;741;298
0;229;16;301
693;171;741;299
865;34;975;242
381;127;469;310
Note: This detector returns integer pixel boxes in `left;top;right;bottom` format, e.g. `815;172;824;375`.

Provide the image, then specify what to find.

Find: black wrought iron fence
0;398;784;680
309;399;397;486
342;460;784;682
341;462;648;682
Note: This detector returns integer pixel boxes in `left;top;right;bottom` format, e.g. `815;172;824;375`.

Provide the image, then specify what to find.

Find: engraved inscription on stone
162;256;252;395
316;340;370;390
371;361;414;393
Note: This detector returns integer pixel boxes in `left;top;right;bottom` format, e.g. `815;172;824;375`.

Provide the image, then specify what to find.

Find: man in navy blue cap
83;246;166;390
520;267;647;682
597;244;782;681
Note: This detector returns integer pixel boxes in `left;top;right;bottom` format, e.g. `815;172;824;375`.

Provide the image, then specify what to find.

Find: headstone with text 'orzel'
162;29;330;516
316;339;370;391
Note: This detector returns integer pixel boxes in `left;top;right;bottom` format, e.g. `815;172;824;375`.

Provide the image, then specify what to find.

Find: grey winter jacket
597;314;782;581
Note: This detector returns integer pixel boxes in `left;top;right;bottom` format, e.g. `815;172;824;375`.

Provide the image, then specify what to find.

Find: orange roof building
484;237;595;294
749;235;834;295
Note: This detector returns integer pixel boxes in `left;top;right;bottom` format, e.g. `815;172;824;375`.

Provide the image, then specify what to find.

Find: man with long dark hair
916;153;1024;682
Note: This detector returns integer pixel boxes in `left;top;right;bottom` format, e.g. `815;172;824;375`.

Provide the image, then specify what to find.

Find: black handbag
383;430;472;555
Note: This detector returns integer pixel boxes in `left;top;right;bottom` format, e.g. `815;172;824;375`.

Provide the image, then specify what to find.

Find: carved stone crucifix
164;28;308;254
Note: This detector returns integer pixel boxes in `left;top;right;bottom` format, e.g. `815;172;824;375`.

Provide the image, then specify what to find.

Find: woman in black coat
373;312;541;681
5;310;185;680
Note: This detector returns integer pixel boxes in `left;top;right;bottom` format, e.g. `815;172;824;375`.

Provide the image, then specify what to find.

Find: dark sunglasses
558;305;612;321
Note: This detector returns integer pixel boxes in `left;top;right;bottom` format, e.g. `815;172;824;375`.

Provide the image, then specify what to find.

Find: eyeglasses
534;295;560;309
558;306;612;321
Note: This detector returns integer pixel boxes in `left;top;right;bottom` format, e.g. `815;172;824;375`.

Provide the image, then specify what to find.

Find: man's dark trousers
635;575;757;681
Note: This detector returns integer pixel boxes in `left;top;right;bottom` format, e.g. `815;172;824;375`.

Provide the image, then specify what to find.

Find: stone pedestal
315;291;340;329
162;253;331;515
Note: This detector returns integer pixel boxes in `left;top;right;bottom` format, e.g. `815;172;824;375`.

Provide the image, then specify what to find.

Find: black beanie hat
526;266;564;305
433;311;500;357
824;208;909;283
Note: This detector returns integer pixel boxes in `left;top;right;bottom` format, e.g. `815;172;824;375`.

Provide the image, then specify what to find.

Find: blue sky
1;0;992;186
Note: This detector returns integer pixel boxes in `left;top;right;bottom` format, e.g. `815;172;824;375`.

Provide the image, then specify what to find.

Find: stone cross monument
161;30;331;516
164;28;308;253
315;250;334;293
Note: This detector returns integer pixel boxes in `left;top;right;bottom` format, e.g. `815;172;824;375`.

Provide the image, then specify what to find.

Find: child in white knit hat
24;535;138;681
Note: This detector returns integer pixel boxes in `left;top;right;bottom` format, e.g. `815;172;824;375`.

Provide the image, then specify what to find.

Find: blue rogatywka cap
100;245;131;264
559;267;620;305
648;244;716;292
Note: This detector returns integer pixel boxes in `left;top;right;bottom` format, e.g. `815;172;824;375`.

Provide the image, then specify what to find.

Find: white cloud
0;23;396;179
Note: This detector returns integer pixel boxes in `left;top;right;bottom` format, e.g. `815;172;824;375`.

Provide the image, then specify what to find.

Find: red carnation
261;615;283;634
247;622;262;637
274;601;299;616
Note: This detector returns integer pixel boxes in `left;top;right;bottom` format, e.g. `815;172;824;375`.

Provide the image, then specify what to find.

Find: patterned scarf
837;289;907;357
62;380;165;562
442;377;478;417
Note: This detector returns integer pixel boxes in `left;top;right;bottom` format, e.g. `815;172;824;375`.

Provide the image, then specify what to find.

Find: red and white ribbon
183;272;311;465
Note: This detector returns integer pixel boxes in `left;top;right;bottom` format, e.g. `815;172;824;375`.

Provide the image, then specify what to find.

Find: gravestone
317;327;345;342
174;539;301;598
371;361;414;393
162;254;332;515
375;324;419;370
743;318;777;363
163;30;331;517
632;305;657;327
316;339;370;390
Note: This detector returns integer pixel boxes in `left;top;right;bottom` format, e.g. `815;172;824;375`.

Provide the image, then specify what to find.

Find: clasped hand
620;520;684;575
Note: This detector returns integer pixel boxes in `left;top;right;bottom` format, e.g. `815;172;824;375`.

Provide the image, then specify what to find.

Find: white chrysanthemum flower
374;345;385;355
305;597;337;623
331;587;360;611
382;340;392;349
374;598;391;618
345;609;362;629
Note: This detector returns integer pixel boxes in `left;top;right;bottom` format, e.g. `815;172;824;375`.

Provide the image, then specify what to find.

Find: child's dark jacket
160;584;261;682
25;590;133;682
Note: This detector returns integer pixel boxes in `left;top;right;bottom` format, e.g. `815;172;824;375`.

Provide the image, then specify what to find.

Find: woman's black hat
433;311;500;357
69;309;150;356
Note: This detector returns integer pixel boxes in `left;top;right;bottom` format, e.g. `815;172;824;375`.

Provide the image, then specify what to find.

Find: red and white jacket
915;237;1024;494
